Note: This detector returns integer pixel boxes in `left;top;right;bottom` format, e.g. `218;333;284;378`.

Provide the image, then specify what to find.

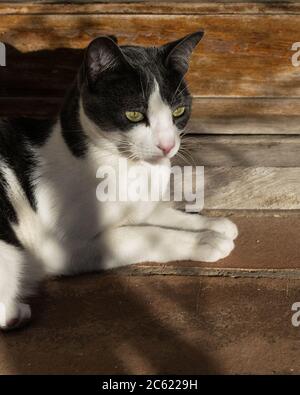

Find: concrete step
0;274;299;374
0;215;300;374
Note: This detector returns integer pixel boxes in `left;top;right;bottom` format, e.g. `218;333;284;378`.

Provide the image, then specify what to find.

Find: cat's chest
35;154;170;239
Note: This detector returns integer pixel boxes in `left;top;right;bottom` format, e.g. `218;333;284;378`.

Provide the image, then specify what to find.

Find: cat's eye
172;106;185;118
125;111;144;123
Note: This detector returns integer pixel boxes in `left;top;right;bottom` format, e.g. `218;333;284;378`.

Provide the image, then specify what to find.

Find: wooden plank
189;116;300;135
175;167;300;210
2;2;300;16
1;95;300;136
119;266;300;279
0;14;300;97
174;135;300;166
190;98;300;135
204;167;300;210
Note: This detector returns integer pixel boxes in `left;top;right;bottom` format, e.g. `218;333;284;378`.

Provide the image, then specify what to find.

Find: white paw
194;230;235;262
205;217;238;240
0;302;31;331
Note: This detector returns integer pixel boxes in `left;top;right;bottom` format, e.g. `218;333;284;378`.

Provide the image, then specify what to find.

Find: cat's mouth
117;144;160;162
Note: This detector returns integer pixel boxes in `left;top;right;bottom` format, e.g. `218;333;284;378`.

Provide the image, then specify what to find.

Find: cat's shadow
0;43;83;118
1;272;219;374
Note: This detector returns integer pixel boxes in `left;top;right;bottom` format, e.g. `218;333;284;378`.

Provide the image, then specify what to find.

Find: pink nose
157;143;175;155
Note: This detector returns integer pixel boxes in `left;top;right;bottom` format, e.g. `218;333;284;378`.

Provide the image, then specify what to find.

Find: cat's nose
157;142;175;155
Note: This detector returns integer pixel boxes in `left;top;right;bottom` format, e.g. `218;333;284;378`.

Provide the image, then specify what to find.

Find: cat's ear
108;35;118;44
84;36;126;84
161;31;204;75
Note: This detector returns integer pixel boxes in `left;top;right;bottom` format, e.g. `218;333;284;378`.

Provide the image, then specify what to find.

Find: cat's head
79;32;204;162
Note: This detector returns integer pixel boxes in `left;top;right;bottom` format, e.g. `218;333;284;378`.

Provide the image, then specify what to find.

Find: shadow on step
0;273;218;374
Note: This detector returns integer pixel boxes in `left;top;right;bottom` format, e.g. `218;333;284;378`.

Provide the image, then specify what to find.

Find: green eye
172;106;185;118
125;111;144;123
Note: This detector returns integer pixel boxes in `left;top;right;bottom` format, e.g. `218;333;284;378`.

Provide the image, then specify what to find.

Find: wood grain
174;166;300;210
174;135;300;166
1;2;300;211
1;95;300;136
2;2;300;15
190;98;300;135
0;12;300;97
204;167;300;210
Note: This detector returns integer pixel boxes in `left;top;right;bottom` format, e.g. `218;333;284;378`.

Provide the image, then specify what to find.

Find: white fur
0;81;237;329
123;80;181;161
0;240;32;329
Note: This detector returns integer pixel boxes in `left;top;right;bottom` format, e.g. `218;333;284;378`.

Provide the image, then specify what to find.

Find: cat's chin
124;154;165;164
143;156;170;165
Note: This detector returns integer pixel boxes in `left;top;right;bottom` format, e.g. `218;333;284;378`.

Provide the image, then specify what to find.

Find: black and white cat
0;32;237;330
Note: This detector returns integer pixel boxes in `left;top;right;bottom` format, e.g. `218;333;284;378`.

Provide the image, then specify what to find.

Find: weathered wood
174;166;300;210
2;2;300;15
174;135;300;166
2;96;300;137
119;266;300;280
0;3;299;211
190;98;300;135
1;13;300;97
189;116;300;135
204;167;300;210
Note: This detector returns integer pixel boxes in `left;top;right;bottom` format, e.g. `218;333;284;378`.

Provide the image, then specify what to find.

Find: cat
0;32;237;330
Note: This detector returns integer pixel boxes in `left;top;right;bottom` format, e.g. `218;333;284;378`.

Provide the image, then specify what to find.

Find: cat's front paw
205;217;238;240
0;302;31;331
194;230;235;262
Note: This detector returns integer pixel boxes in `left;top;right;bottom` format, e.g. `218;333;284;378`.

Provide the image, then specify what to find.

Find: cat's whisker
139;71;146;102
175;83;190;100
171;75;186;106
178;147;196;166
175;151;190;165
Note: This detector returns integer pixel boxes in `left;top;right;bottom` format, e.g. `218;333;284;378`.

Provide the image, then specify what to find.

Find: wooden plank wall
1;1;300;210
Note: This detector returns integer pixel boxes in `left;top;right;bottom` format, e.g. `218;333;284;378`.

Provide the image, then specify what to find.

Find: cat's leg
101;225;235;269
0;241;32;331
144;206;238;240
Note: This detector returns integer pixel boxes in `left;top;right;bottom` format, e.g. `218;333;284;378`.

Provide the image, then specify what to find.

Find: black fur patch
0;169;21;247
0;118;54;211
81;45;192;135
0;118;54;246
60;80;88;158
